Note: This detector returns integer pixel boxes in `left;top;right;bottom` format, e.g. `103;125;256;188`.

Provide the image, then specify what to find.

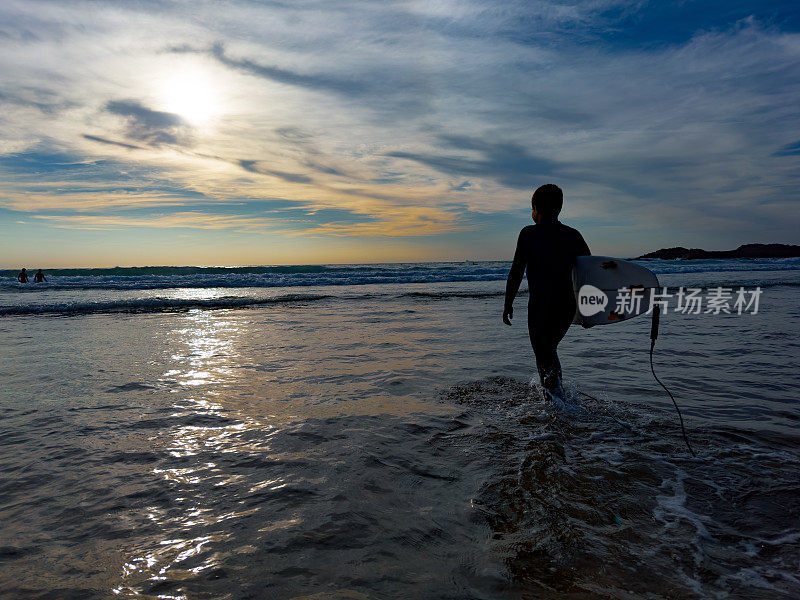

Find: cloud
205;42;370;97
105;100;193;147
169;40;433;117
388;135;556;189
238;159;313;183
0;149;216;211
28;204;465;237
82;134;142;150
0;87;75;114
301;205;472;237
773;140;800;157
275;127;314;143
32;211;269;230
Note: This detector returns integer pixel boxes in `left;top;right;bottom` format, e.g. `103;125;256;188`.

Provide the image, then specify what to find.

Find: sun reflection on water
113;305;432;598
117;310;274;598
169;310;240;387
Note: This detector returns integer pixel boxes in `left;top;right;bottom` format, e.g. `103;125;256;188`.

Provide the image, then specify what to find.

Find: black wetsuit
504;220;590;390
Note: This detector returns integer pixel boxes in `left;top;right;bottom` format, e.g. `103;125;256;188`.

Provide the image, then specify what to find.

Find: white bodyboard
572;256;660;327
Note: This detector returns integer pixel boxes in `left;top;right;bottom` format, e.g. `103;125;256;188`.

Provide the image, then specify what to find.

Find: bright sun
158;67;220;124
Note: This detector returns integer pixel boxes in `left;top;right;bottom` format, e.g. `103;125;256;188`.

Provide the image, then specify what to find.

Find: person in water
503;184;591;398
34;269;47;283
17;268;29;283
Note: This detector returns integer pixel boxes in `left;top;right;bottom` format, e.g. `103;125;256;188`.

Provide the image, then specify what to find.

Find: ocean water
1;259;799;599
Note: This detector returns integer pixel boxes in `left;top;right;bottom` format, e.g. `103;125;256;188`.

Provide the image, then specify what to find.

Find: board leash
649;306;696;457
577;306;696;457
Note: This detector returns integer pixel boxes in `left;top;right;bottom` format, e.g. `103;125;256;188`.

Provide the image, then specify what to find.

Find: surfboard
572;256;660;327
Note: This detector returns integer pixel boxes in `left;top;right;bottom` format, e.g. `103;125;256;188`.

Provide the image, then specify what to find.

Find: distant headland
637;243;800;260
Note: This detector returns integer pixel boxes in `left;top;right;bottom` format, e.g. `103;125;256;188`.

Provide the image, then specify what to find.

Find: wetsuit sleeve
504;229;527;310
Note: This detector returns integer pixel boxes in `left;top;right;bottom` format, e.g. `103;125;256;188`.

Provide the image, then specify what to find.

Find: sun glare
158;67;220;124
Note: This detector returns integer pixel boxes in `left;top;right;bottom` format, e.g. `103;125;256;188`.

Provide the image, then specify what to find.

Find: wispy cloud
238;159;313;184
32;211;265;230
82;134;142;150
773;140;800;157
202;42;371;97
29;203;467;238
105;99;193;147
388;135;557;189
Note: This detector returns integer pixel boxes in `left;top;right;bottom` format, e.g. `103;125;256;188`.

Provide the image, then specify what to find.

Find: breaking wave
2;258;798;293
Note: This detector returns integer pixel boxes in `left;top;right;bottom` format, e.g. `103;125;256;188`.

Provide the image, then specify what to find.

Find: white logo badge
578;284;608;317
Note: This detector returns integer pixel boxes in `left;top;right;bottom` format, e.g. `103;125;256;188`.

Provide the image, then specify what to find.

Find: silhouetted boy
17;268;29;283
503;184;590;398
34;269;47;283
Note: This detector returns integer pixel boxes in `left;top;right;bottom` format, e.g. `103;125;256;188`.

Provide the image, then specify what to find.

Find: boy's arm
503;229;527;322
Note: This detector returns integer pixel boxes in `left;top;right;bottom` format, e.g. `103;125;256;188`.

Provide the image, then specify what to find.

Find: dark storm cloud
238;159;313;184
105;100;193;147
388;135;557;189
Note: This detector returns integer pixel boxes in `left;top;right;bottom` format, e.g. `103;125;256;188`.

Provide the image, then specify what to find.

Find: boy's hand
502;306;513;326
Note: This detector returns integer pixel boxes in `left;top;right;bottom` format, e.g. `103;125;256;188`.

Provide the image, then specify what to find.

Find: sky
1;0;799;267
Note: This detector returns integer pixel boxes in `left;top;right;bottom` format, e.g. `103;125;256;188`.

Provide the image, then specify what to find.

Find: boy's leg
528;315;570;391
532;336;562;390
542;351;563;390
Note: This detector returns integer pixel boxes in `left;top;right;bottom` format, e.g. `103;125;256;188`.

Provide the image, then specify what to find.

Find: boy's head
531;184;563;221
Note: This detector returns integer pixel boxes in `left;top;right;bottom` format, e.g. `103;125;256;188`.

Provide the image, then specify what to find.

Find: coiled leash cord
650;306;695;457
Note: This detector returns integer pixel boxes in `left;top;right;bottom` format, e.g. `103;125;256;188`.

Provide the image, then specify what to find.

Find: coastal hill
637;243;800;260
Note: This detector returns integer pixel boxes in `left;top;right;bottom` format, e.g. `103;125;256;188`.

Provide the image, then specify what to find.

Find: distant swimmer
503;184;591;400
34;269;47;283
17;268;29;283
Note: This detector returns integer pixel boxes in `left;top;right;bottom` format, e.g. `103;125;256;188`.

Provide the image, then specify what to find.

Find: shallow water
1;265;799;599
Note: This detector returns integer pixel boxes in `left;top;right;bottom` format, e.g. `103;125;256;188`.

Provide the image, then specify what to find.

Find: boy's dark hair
531;184;563;219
